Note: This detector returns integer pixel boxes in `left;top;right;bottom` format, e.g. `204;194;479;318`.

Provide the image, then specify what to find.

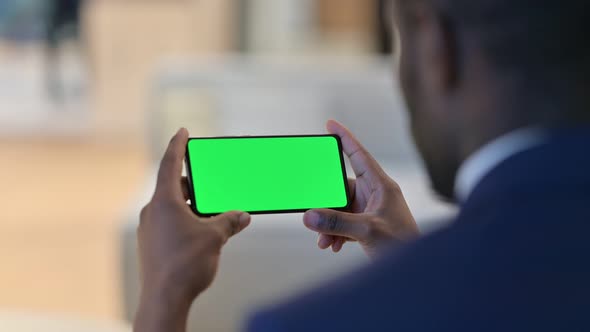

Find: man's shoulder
246;223;486;332
247;201;590;332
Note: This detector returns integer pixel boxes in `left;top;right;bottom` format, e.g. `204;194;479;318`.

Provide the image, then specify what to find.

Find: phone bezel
184;134;351;217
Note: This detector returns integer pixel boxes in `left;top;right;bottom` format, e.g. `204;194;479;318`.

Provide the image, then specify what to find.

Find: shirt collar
454;127;546;203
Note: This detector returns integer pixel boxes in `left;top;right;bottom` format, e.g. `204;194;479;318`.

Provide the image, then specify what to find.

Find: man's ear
409;2;459;93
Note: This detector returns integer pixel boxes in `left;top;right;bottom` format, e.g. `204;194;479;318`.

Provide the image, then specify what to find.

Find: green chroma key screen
185;135;350;216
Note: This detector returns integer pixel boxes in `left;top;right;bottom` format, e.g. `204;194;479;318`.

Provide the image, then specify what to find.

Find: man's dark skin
134;0;590;331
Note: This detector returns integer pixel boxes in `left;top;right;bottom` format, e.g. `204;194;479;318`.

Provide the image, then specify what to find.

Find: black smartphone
185;135;350;216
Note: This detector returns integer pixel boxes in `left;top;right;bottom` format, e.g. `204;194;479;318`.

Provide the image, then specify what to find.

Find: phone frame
184;134;351;217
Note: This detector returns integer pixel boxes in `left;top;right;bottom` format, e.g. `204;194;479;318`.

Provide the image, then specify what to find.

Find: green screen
186;136;349;215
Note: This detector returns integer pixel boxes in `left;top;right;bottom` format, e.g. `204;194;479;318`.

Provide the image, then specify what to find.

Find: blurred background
0;0;456;331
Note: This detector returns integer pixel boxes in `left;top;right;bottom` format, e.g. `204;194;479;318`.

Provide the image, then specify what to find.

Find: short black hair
403;0;590;76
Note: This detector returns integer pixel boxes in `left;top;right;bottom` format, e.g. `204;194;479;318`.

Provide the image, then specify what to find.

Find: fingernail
304;211;320;229
318;236;330;248
239;213;251;226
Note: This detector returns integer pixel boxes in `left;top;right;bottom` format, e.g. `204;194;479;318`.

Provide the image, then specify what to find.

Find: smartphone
185;135;350;216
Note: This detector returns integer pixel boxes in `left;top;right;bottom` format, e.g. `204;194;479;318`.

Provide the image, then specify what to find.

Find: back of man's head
431;0;590;78
393;0;590;200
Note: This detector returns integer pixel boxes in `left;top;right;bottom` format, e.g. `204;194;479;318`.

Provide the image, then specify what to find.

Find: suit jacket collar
456;126;590;224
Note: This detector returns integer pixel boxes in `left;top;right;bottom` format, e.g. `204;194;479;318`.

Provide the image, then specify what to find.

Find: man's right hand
303;120;420;258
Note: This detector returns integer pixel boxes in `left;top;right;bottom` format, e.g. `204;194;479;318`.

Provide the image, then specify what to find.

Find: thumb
210;211;252;243
303;209;370;242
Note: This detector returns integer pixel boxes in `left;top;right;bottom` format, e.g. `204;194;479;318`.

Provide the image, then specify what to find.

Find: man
135;0;590;331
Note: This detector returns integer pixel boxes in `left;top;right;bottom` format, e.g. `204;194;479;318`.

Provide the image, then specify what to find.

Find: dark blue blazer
247;128;590;331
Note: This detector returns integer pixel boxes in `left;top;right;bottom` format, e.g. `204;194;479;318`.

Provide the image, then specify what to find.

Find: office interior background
0;0;456;330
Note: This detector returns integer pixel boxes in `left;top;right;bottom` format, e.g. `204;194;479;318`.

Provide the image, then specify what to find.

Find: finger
327;120;387;185
155;128;189;200
332;237;345;253
181;176;190;201
318;233;334;249
303;209;370;242
139;204;150;229
210;211;251;243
